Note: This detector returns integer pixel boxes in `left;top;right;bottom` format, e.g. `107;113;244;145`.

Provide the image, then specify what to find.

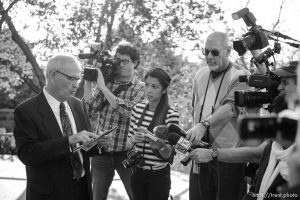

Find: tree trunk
1;9;45;92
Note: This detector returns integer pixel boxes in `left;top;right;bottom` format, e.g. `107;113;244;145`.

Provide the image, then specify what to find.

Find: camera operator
269;61;299;114
188;61;299;200
83;41;145;200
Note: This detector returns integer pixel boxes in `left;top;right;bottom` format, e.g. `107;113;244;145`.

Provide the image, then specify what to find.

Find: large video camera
239;110;298;142
78;43;121;82
234;72;280;107
232;8;269;56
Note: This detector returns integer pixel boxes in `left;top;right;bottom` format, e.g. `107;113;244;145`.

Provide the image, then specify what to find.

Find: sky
224;0;300;39
182;0;300;64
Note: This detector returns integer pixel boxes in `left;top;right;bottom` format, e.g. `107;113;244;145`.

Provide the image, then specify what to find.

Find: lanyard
198;63;230;123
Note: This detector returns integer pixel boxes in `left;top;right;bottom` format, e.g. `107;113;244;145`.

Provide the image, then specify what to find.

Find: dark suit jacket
13;92;93;200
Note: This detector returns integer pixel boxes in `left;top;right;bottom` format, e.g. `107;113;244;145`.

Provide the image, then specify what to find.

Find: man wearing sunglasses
83;41;145;200
186;31;251;200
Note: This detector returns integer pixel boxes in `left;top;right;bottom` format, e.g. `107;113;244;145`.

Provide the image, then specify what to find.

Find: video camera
232;8;269;56
234;72;280;107
78;43;120;82
122;148;145;173
239;110;298;142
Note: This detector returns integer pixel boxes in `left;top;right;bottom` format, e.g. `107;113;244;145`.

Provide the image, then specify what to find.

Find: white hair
45;54;81;79
207;31;231;48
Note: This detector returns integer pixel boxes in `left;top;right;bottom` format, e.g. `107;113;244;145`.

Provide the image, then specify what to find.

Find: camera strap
96;82;132;113
199;63;230;143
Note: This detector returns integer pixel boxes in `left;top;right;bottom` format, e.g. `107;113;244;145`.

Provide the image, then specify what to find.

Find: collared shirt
43;88;77;135
43;88;85;176
86;74;145;152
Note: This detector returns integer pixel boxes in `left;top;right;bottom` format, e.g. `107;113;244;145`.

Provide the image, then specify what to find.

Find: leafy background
1;0;300;172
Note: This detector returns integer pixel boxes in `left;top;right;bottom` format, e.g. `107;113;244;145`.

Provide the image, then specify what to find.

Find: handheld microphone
167;132;209;166
138;128;174;162
153;125;169;140
168;124;186;137
153;123;186;140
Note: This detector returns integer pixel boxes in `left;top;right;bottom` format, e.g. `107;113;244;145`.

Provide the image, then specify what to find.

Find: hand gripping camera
78;43;121;82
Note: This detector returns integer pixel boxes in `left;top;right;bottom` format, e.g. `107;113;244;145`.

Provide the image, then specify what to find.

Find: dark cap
271;61;298;77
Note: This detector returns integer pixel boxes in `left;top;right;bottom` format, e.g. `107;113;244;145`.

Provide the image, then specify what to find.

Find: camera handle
251;41;281;71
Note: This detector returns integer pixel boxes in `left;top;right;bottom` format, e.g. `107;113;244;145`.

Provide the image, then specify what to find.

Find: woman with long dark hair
128;67;179;200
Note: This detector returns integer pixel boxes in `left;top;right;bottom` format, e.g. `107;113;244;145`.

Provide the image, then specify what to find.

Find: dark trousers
72;176;90;200
189;160;247;200
131;165;171;200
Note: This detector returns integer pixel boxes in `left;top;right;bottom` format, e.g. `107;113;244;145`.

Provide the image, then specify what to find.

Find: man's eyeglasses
115;58;131;65
202;49;220;57
56;71;81;82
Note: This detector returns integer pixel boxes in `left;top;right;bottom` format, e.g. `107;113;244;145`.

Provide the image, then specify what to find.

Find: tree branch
0;58;40;93
96;0;109;42
245;0;251;7
0;7;45;90
6;0;20;12
272;0;285;31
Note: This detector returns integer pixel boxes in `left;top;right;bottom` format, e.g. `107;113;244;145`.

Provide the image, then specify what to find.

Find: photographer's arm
189;141;267;164
204;75;251;138
251;50;267;75
95;68;118;109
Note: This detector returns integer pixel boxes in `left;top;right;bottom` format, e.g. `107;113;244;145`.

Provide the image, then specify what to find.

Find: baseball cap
271;61;299;77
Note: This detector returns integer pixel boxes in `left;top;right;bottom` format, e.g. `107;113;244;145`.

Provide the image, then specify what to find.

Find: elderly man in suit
13;54;98;200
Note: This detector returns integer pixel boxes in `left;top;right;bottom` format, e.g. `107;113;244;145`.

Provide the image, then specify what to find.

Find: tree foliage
1;0;298;125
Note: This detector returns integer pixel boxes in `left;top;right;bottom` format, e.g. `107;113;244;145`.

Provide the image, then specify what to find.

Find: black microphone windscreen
153;125;169;140
168;124;186;137
167;132;181;145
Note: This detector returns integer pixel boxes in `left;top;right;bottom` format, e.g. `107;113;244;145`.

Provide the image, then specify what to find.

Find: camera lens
235;91;272;107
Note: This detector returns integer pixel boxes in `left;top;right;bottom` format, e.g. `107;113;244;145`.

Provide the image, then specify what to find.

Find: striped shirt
129;102;179;170
86;75;145;152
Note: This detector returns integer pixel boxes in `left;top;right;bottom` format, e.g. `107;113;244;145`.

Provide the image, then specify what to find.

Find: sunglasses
202;49;220;57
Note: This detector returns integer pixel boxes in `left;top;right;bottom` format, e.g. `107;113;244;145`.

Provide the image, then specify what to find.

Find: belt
100;150;128;156
138;164;169;171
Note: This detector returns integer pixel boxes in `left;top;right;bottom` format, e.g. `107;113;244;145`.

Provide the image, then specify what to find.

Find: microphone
153;123;186;140
153;125;169;140
167;124;186;137
78;53;97;59
167;132;209;166
138;127;174;162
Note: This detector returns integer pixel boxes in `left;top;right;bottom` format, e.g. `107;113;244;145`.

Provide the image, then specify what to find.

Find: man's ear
227;46;232;55
134;60;140;69
49;71;56;82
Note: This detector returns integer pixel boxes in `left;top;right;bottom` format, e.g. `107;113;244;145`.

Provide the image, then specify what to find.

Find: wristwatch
211;147;218;160
200;120;210;129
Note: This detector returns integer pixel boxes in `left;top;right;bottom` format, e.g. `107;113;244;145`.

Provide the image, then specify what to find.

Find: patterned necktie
60;102;82;180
